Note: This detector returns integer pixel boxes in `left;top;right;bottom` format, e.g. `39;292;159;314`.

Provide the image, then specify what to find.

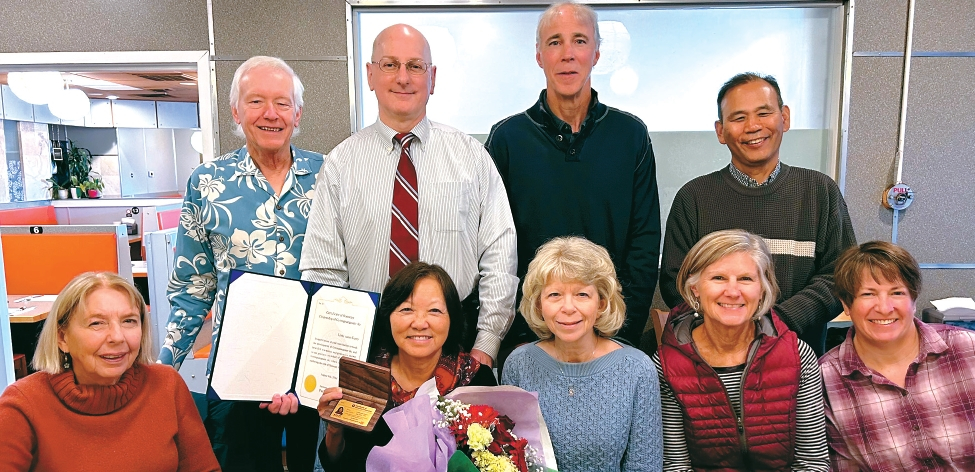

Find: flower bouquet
366;380;557;472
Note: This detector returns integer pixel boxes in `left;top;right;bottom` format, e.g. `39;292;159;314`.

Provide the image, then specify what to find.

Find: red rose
468;405;500;427
509;438;529;472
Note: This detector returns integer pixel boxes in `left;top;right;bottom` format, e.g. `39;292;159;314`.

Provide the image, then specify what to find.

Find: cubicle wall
0;224;133;295
0;236;13;388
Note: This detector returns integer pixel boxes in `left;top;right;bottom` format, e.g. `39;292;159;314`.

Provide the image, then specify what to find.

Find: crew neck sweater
660;164;856;353
502;342;663;472
0;363;219;472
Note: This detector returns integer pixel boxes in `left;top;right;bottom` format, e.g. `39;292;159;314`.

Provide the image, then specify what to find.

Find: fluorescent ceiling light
64;73;140;91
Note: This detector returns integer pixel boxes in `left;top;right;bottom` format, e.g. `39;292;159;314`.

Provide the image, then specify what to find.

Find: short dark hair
834;241;922;308
717;72;784;121
369;261;466;359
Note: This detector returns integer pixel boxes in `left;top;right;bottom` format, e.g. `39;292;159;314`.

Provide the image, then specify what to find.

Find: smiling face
57;287;143;386
536;5;600;105
390;277;450;365
845;270;919;351
691;251;763;329
539;278;606;346
715;79;791;180
231;65;301;160
368;24;436;132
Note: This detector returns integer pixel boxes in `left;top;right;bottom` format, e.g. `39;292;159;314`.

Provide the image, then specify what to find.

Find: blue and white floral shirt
159;146;324;369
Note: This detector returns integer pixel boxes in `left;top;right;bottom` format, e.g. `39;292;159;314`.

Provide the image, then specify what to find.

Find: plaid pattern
820;319;975;471
728;160;781;187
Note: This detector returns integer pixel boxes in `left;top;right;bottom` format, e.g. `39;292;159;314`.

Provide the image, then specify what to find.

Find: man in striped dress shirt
660;73;856;355
300;24;518;368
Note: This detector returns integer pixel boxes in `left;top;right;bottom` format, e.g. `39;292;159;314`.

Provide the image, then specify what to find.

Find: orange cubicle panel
1;233;119;295
0;206;57;225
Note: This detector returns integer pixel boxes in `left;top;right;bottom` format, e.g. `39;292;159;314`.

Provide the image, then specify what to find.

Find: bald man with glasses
301;24;517;369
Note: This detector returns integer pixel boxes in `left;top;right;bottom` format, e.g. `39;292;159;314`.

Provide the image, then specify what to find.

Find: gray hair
536;2;601;49
229;56;304;138
677;229;779;321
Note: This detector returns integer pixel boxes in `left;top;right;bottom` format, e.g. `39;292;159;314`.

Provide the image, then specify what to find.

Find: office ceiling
0;70;198;102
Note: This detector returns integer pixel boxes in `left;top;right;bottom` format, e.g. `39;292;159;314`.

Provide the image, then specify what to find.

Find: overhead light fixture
49;88;91;121
179;82;196;86
7;71;64;105
106;95;119;100
63;74;139;91
190;130;204;154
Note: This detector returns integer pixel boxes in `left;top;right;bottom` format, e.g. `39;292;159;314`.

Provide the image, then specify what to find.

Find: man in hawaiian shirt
159;56;324;472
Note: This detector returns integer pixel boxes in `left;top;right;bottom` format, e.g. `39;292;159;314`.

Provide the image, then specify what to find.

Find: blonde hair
32;272;154;374
677;229;779;321
520;237;625;339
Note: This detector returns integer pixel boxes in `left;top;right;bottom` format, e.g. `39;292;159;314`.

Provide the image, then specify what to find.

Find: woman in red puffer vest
652;229;828;471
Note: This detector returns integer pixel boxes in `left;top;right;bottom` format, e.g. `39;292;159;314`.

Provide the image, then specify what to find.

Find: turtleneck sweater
0;363;219;471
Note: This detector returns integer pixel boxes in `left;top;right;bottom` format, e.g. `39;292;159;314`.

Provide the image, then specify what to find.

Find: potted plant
45;177;70;200
66;175;83;199
81;175;104;198
66;141;94;198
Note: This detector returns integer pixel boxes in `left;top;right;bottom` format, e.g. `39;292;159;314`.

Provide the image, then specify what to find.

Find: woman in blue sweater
502;236;662;472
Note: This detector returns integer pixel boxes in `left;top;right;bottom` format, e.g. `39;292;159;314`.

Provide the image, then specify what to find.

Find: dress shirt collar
234;146;312;177
374;117;431;152
729;161;781;188
836;317;950;378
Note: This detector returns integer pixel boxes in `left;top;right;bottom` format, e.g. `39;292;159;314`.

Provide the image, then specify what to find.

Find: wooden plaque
323;357;390;432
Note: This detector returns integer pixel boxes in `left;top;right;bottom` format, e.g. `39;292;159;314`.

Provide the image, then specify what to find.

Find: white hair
229;56;304;138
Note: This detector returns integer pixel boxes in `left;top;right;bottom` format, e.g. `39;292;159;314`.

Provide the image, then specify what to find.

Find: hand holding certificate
208;270;380;408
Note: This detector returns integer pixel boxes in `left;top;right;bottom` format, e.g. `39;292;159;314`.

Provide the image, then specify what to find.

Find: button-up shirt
729;161;781;188
820;318;975;471
300;117;518;359
159;146;324;369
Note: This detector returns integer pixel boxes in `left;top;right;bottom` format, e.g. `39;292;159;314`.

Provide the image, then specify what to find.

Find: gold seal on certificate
207;270;380;409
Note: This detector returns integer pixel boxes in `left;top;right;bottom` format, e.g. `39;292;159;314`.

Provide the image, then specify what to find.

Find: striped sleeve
651;353;694;472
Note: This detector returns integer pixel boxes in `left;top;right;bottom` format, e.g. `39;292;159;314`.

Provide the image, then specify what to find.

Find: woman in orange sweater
0;272;219;472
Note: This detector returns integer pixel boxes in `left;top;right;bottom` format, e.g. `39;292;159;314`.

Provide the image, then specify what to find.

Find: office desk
6;295;53;373
7;295;54;323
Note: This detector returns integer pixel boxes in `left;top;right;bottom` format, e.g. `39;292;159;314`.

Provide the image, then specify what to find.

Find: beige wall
1;0;972;308
845;0;975;310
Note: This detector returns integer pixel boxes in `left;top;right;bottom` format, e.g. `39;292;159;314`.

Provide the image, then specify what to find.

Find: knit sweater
486;89;661;345
502;342;663;472
0;363;219;472
660;164;856;353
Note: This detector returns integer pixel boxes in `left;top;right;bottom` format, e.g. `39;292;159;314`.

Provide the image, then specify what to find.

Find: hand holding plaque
321;357;391;432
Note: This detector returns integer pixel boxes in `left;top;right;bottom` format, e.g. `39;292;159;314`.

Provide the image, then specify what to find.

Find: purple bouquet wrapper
365;391;456;472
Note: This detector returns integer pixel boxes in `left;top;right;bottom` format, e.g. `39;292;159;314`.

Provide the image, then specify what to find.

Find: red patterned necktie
389;132;419;276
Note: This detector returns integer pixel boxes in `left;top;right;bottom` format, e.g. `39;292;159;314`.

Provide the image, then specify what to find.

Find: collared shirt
300;117;518;359
729;161;781;188
821;319;975;471
159;146;324;369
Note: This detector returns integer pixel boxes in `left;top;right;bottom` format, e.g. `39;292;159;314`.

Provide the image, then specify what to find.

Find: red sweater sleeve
0;383;39;470
168;370;220;472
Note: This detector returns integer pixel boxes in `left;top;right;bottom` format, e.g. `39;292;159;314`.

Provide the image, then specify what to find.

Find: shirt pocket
429;181;471;232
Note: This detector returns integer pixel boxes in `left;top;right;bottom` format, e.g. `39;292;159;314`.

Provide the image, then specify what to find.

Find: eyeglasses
371;57;431;75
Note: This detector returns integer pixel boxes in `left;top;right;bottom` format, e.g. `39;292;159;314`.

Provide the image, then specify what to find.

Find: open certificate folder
208;270;380;408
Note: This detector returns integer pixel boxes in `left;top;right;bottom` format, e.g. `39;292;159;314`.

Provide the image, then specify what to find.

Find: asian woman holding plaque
502;236;663;472
652;229;829;471
317;261;496;471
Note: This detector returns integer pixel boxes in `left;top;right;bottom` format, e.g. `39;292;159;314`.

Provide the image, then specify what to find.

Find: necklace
555;342;598;397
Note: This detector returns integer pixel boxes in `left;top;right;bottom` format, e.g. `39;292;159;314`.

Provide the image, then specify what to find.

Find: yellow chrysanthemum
467;423;494;451
471;450;519;472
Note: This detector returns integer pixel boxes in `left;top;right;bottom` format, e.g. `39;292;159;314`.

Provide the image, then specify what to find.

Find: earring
690;297;701;312
62;353;71;370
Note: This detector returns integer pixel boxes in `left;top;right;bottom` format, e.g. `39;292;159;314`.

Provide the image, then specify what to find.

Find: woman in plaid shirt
821;241;975;471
